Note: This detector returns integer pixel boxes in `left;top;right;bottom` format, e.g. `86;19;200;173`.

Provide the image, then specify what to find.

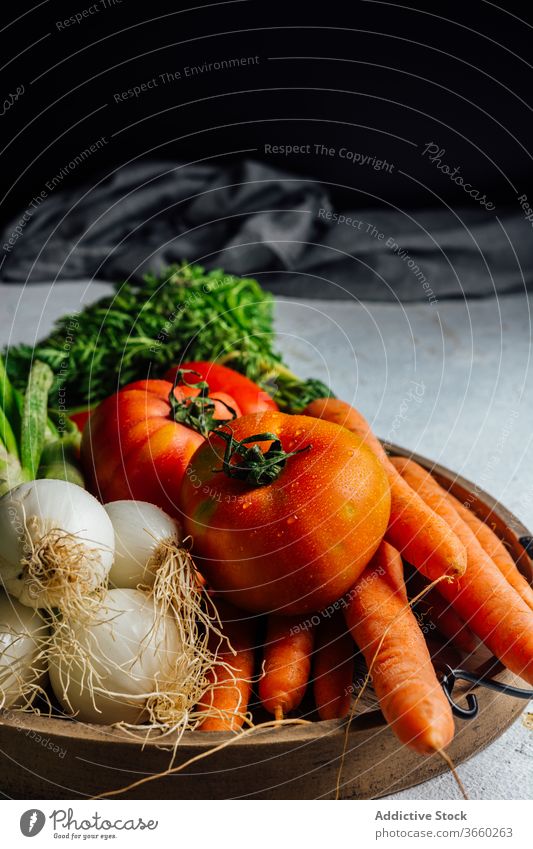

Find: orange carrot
259;615;314;720
445;493;533;612
305;396;390;467
304;398;467;581
313;612;355;720
420;586;478;654
391;456;533;684
344;540;455;754
405;569;477;653
198;601;256;731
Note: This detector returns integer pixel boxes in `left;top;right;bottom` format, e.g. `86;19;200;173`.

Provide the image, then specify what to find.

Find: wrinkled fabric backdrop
1;159;531;300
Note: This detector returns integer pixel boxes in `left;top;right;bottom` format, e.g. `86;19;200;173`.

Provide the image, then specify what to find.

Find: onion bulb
49;588;183;725
0;591;49;709
49;570;223;732
0;479;114;613
105;500;181;589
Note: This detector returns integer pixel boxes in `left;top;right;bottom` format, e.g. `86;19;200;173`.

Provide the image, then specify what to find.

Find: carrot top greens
4;263;331;413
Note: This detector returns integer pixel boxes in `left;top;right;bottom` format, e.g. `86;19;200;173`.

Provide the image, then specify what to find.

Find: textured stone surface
1;281;532;800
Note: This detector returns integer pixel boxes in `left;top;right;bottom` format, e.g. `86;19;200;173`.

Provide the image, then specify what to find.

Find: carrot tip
274;705;284;723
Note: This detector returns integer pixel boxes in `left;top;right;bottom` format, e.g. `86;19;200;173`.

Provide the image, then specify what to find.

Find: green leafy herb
4;263;333;413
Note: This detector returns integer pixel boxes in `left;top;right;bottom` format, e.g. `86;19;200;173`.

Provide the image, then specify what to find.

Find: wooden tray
1;445;532;800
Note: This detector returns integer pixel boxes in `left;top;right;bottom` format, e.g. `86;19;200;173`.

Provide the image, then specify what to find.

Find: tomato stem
168;369;236;437
212;428;312;487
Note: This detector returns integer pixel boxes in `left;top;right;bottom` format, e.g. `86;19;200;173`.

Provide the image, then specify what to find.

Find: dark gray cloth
1;159;531;300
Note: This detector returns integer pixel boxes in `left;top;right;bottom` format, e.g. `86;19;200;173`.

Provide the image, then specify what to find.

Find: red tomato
69;409;92;432
179;411;391;616
81;378;240;515
165;361;278;415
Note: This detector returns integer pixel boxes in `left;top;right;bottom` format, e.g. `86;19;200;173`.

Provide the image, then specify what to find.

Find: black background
1;0;532;226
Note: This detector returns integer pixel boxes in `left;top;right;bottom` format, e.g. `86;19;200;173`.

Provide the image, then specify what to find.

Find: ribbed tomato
81;376;240;515
165;361;278;415
179;411;391;616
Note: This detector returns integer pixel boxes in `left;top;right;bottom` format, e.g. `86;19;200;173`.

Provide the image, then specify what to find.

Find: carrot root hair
436;748;469;800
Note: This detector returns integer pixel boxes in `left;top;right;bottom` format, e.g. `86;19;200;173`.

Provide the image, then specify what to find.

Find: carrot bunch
391;456;533;684
302;396;533;754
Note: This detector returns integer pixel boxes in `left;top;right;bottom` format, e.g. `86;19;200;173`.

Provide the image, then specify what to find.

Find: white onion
105;500;181;589
0;479;114;610
0;591;48;709
49;588;183;725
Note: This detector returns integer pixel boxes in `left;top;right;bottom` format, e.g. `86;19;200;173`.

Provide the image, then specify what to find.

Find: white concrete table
1;280;532;800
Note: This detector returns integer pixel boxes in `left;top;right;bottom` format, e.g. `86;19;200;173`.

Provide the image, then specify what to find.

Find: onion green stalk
0;355;84;495
0;355;21;441
20;360;54;480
